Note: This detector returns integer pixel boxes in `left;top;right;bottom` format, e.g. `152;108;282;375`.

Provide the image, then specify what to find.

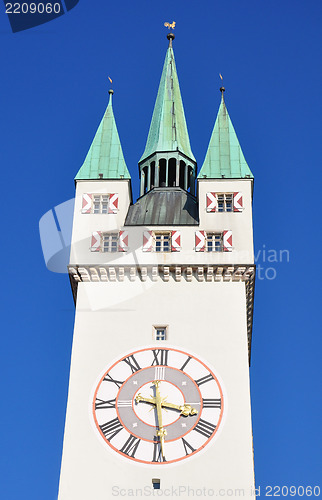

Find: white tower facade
58;34;256;499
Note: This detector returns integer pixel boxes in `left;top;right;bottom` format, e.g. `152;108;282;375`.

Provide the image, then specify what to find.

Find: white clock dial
92;347;224;464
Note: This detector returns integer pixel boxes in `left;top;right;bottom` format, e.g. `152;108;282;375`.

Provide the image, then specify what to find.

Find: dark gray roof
125;188;199;226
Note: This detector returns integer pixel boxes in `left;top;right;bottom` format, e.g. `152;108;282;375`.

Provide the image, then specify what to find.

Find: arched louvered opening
150;161;155;189
168;158;176;187
143;166;148;193
159;159;167;187
187;166;194;192
189;166;195;194
179;160;186;190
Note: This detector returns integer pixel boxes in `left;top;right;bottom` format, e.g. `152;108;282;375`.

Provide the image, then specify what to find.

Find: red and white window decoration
142;231;153;252
90;231;128;252
82;193;119;214
223;230;233;251
206;193;218;212
118;231;129;252
233;192;243;212
195;230;233;252
90;231;102;252
108;194;119;214
195;230;206;252
142;231;181;252
206;192;243;213
82;193;93;213
171;231;181;252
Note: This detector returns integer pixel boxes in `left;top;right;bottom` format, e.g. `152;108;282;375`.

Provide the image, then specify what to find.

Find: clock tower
59;32;256;499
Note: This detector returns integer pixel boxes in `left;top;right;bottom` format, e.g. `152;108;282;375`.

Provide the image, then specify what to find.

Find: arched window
159;159;167;187
143;166;148;193
168;158;176;187
150;162;155;189
179;160;186;189
189;166;195;194
186;166;193;192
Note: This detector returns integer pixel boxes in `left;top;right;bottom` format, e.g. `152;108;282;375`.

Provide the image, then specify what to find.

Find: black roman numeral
194;418;216;438
95;398;116;410
202;398;221;409
151;349;169;366
100;418;123;441
180;356;192;371
103;372;124;388
123;355;141;373
152;441;166;462
120;435;141;458
182;438;196;456
194;374;214;386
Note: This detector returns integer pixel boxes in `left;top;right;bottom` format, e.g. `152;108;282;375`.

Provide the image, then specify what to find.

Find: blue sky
0;0;321;498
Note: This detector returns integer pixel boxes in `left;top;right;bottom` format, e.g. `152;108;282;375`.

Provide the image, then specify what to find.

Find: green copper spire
140;34;196;163
75;90;130;180
198;89;253;179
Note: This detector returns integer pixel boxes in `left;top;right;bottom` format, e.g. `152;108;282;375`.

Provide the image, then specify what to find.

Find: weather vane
164;21;176;30
108;76;114;95
219;73;225;95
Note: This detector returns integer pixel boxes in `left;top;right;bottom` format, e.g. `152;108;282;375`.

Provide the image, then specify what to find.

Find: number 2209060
6;3;61;14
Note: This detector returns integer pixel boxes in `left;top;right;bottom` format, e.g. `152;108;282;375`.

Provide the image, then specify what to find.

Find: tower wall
70;179;132;265
58;280;255;499
198;178;254;263
69;179;254;267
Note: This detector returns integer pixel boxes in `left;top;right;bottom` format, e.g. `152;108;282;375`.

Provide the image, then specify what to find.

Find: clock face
92;347;224;465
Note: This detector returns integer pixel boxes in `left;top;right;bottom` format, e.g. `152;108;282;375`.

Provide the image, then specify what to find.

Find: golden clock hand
156;427;167;460
160;401;198;416
135;392;198;416
153;381;167;460
135;394;156;406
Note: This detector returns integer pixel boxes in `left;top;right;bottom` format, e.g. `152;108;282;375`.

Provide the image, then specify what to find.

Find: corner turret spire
139;30;196;196
75;86;131;181
198;88;253;179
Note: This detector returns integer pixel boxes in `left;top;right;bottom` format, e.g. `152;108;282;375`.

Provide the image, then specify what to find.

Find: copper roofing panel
125;188;199;226
75;92;130;181
198;93;253;179
139;42;195;164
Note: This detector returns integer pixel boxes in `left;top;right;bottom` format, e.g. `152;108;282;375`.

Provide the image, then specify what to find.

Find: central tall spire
139;33;196;196
140;33;195;163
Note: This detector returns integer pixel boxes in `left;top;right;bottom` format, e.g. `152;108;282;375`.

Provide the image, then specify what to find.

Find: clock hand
160;401;198;416
153;380;167;460
135;393;198;416
135;394;156;405
156;427;167;460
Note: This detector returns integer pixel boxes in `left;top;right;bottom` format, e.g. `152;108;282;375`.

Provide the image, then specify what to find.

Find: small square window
92;194;110;214
206;232;223;252
154;233;171;252
216;193;234;212
152;479;160;490
102;233;118;252
153;326;167;341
